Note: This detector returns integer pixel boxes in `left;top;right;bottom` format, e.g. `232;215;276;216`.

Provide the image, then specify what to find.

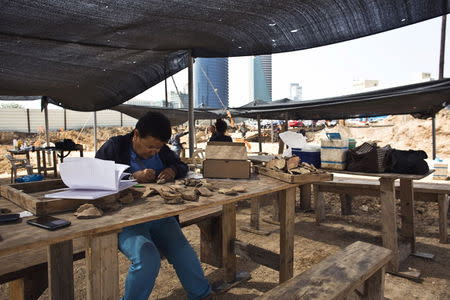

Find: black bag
346;143;391;173
386;149;429;175
55;139;77;150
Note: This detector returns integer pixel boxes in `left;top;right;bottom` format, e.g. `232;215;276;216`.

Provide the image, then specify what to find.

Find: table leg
314;186;325;224
86;231;119;300
240;197;271;235
47;240;74;300
36;151;41;175
52;151;57;177
222;203;237;283
379;178;399;273
42;151;47;177
198;215;222;268
263;192;281;225
438;194;449;243
279;187;296;283
299;184;312;211
400;179;415;252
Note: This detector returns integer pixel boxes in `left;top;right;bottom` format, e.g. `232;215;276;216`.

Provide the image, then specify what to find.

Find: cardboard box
320;138;349;170
203;159;251;179
205;142;248;160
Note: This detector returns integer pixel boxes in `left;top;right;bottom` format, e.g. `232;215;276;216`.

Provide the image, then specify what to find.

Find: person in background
209;119;232;142
206;125;216;139
169;127;188;157
239;122;248;138
96;112;212;300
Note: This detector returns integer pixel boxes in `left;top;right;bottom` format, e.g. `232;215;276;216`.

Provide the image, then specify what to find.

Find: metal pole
120;112;123;127
165;79;169;107
93;112;98;152
44;106;50;146
188;53;195;158
26;109;31;133
257;115;262;153
433;14;447;159
63;109;67;131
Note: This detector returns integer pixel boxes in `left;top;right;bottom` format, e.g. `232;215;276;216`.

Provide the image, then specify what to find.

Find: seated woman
96;112;212;300
209;119;232;142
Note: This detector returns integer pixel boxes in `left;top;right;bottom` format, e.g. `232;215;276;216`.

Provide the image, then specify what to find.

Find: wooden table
0;175;297;299
319;170;434;279
7;149;31;161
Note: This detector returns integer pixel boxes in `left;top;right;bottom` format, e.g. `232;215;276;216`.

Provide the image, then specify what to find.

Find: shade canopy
230;79;450;120
1;1;449;111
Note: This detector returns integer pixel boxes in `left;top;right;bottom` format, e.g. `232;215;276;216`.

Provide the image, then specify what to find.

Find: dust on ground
0;193;448;300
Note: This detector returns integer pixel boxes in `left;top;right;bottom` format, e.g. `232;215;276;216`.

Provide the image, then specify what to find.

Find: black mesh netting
0;0;449;111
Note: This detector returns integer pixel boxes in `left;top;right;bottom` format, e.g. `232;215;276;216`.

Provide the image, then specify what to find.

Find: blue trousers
119;217;211;300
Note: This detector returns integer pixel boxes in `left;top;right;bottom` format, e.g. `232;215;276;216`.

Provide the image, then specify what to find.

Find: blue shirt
129;147;164;175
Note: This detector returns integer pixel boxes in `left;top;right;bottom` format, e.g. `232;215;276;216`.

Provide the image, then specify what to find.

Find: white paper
45;158;135;199
44;180;136;200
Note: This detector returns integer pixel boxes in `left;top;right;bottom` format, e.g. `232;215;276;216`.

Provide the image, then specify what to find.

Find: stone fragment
74;204;103;219
119;192;134;204
231;185;247;193
197;186;214;197
181;188;200;202
218;188;238;195
286;156;300;170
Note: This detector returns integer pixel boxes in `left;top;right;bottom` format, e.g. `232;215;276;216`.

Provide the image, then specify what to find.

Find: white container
433;162;448;180
320;139;349;170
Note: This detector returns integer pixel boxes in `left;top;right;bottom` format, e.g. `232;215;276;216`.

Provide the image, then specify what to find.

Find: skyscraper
251;55;272;102
193;58;229;108
290;83;302;101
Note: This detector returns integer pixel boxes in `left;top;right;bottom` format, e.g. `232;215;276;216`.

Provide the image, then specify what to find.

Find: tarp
1;1;449;111
111;104;220;126
229;79;450;120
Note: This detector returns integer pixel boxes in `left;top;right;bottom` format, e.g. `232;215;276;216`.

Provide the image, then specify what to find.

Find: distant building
414;72;434;82
194;58;229;108
250;55;272;102
170;91;188;108
290;83;302;101
352;79;379;90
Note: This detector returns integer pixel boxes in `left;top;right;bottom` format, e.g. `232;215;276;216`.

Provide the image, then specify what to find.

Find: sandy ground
0;193;448;300
0;110;449;299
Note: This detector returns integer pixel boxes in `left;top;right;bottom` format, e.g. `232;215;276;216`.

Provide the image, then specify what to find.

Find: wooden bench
313;177;450;243
1;206;223;300
257;241;392;300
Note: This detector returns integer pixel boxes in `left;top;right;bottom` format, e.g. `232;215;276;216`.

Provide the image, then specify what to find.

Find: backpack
386;149;429;175
346;143;391;173
55;139;77;150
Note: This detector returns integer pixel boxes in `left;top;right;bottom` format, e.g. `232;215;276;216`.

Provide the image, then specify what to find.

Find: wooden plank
7;179;65;193
438;194;449;243
325;169;433;180
86;231;119;300
198;216;223;268
399;179;416;252
222;203;237;283
179;205;222;227
272;191;280;223
363;267;385;300
0;175;297;257
279;187;296;283
340;194;353;215
47;240;74;300
250;197;261;229
299;184;312;211
255;166;333;184
8;268;48;300
379;178;399;273
314;188;325;224
256;241;392;300
234;240;280;271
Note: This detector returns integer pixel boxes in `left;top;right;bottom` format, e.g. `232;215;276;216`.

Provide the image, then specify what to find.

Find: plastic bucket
292;148;321;168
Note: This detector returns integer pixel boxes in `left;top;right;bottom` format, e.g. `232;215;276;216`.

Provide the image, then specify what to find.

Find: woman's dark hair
135;112;171;142
215;119;228;133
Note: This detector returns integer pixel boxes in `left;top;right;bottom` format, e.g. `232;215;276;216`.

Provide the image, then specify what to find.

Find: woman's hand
133;169;156;183
158;167;176;182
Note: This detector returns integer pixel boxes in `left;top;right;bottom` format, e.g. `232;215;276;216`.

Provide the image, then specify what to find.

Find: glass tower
253;55;272;102
193;58;229;108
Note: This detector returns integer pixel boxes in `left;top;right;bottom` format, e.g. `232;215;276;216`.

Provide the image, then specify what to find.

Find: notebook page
59;158;117;190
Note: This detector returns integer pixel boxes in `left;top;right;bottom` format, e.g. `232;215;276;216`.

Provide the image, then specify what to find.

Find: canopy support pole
188;53;195;158
434;14;447;159
165;79;168;108
257;115;262;153
93;112;98;153
44;105;50;147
